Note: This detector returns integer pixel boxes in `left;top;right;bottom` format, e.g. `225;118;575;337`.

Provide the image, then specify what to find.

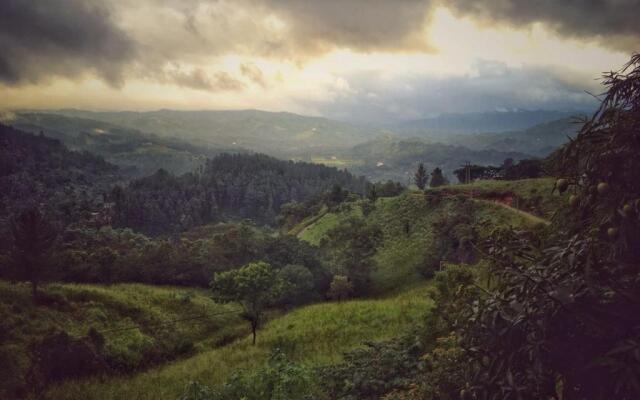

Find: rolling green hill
296;179;557;293
45;178;557;399
45;282;431;400
0;282;246;398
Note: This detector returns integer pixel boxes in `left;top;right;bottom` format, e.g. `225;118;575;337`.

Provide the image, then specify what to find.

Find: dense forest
110;153;368;235
0;124;121;250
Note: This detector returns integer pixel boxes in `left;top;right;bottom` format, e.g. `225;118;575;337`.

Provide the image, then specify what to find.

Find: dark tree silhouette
429;167;447;187
455;53;640;400
414;163;428;190
11;208;57;300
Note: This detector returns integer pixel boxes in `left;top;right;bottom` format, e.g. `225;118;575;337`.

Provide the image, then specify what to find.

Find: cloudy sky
1;0;638;123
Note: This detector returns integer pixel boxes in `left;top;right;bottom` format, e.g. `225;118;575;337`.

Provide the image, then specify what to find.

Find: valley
1;11;638;396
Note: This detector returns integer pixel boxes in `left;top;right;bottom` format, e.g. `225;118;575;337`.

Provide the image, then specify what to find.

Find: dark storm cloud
257;0;434;53
2;0;636;89
446;0;640;51
308;61;600;124
0;0;135;86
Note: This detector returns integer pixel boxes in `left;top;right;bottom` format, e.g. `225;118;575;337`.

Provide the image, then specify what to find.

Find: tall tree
211;261;278;345
10;208;57;300
366;184;378;202
323;217;382;295
429;167;447;188
414;163;428;190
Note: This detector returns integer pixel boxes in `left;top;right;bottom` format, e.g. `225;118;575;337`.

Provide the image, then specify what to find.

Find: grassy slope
297;204;363;246
295;186;541;294
46;282;432;400
44;178;556;399
0;282;246;394
429;178;567;219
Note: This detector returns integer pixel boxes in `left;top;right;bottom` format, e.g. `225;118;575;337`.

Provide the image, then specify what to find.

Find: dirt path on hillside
410;192;551;226
476;198;550;225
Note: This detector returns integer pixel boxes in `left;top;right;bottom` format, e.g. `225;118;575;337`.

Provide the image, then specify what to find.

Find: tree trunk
31;279;38;301
251;320;257;345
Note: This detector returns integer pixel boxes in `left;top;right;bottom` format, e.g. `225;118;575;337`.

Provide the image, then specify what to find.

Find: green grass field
46;282;432;400
0;282;247;397
296;203;363;245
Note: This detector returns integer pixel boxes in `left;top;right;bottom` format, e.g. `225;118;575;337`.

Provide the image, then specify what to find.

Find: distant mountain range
393;109;583;136
2;108;584;182
29;109;376;157
4;112;223;176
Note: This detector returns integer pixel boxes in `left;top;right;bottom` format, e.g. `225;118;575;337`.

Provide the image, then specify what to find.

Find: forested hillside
111;153;368;235
6;112;223;176
0;124;121;248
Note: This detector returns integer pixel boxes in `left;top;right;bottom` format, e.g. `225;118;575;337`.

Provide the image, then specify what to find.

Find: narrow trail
290;208;329;236
476;198;550;226
409;192;551;226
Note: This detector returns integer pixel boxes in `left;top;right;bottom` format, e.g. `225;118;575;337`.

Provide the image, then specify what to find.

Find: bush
29;330;106;392
318;337;424;400
180;351;324;400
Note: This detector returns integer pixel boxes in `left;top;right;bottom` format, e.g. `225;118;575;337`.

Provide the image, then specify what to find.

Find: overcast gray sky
1;0;637;122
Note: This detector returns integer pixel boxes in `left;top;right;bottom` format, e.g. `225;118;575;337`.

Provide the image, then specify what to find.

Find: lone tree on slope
414;163;428;190
11;207;57;300
211;261;278;345
430;167;447;188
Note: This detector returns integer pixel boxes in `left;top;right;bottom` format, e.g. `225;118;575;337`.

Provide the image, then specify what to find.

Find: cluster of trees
321;217;383;296
414;163;448;190
421;197;478;277
453;157;545;183
2;217;331;297
366;180;405;202
110;153;368;235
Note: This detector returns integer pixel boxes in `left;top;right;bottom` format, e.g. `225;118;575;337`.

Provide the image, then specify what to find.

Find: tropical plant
458;54;640;400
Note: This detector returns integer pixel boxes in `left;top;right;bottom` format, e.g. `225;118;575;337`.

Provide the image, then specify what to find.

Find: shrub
180;351;324;400
318;337;424;400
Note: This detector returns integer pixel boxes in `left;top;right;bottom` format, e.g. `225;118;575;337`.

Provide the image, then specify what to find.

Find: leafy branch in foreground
455;54;640;400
